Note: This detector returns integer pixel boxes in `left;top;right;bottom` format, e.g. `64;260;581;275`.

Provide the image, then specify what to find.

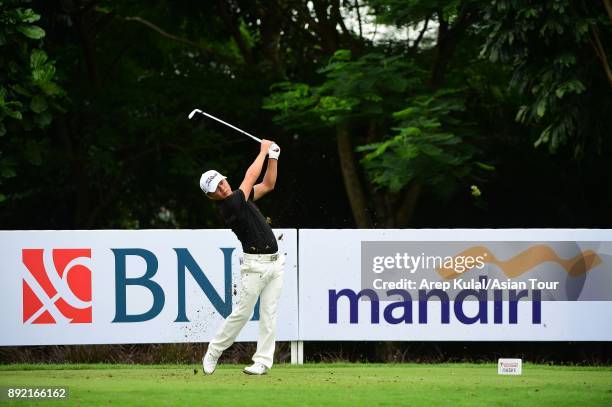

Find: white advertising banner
298;229;612;341
0;229;298;345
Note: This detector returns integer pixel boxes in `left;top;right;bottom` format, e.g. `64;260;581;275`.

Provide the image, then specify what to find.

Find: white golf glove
268;143;281;160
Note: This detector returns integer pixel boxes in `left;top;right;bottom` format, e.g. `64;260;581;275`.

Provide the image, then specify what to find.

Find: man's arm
239;139;273;201
253;157;277;201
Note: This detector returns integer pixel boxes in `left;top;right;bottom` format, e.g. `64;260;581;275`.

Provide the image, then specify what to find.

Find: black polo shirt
216;188;278;254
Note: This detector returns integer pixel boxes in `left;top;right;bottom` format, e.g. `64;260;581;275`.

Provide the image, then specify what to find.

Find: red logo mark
22;249;92;324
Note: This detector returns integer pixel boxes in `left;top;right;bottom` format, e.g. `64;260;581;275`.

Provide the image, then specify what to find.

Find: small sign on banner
498;358;522;375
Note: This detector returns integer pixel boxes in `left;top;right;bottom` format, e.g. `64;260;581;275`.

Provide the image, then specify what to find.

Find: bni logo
22;249;92;324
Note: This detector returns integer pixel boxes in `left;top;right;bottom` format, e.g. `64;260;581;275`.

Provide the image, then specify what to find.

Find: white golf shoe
202;352;218;375
243;362;268;375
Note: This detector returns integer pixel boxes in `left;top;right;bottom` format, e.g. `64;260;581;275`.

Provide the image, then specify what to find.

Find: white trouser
206;253;285;368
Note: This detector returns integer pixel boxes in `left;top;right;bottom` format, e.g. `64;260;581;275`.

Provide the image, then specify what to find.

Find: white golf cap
200;170;226;194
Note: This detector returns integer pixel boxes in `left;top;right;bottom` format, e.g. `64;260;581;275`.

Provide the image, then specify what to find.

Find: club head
188;109;203;120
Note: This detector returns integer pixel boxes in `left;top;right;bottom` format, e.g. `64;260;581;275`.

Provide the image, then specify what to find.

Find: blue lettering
175;248;235;322
418;289;450;324
112;248;165;323
329;289;379;323
329;288;542;325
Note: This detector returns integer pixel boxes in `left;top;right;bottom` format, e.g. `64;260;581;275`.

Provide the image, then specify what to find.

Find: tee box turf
498;358;522;375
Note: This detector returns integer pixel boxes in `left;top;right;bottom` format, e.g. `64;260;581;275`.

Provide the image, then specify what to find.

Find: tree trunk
300;2;369;226
365;119;388;227
218;0;256;65
430;12;450;87
259;4;285;79
74;9;102;91
430;6;477;87
394;181;422;227
336;123;372;228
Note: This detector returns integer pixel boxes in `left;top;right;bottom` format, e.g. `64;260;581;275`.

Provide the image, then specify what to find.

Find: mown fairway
1;363;611;406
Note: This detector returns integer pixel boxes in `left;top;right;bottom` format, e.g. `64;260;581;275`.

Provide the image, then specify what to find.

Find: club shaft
196;111;261;143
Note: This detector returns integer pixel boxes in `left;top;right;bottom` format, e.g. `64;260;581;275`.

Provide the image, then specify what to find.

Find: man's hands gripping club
260;139;273;155
268;143;280;160
259;139;280;159
239;139;279;201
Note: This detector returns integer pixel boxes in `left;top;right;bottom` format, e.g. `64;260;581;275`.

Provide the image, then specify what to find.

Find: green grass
1;363;611;406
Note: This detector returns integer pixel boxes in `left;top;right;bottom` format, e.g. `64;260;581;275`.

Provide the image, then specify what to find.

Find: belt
244;252;279;262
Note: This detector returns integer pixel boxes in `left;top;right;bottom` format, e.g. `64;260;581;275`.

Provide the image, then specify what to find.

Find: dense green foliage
481;0;612;155
0;0;610;229
0;1;65;203
357;89;481;196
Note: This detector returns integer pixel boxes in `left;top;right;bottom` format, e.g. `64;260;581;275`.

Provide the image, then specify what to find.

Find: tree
265;50;418;227
481;0;612;155
264;49;490;227
0;0;65;204
2;0;610;232
264;1;492;227
0;0;274;228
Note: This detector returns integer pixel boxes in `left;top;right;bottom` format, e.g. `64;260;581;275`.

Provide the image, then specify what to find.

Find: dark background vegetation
2;342;612;365
1;0;611;363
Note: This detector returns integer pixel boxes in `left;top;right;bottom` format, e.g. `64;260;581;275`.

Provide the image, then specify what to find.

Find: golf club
188;109;262;143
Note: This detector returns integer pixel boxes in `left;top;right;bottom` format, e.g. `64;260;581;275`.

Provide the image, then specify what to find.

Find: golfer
200;139;284;375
